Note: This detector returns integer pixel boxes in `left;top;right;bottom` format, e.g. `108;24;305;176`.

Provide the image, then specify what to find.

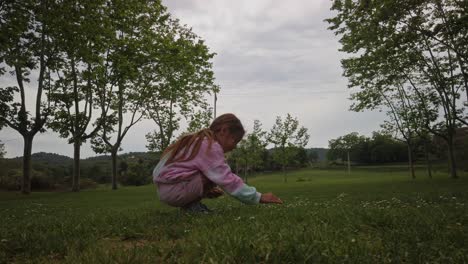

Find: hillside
307;148;328;161
6;148;329;164
83;152;160;163
9;152;73;166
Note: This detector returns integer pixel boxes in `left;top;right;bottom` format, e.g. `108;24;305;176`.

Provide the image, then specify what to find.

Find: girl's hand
260;193;283;204
205;186;224;198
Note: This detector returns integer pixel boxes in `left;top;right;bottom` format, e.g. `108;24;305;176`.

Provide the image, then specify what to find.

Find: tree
308;150;319;164
293;147;309;167
143;18;218;153
228;120;268;182
149;107;215;154
87;163;106;184
185;108;214;134
378;88;421;179
227;139;248;179
268;114;310;182
327;132;365;174
369;131;407;163
0;0;60;194
119;160;128;178
91;0;170;190
326;0;467;178
244;120;268;172
120;159;149;186
47;0;110;192
146;107;214;153
0;140;5;158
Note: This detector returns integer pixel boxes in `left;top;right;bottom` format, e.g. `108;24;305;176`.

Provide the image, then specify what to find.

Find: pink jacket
153;138;261;204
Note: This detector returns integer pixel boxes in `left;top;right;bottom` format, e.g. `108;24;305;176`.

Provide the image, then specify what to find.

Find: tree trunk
244;167;247;183
244;164;248;184
21;135;33;194
111;150;118;190
72;141;81;192
347;151;351;175
283;164;287;183
447;137;458;179
424;140;432;179
407;144;415;179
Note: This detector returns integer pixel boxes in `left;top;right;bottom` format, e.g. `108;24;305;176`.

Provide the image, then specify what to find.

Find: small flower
337;193;347;199
351;238;356;243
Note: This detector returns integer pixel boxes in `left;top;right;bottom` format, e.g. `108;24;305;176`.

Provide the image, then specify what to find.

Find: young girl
153;113;282;212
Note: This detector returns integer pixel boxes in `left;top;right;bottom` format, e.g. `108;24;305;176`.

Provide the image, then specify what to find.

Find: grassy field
1;167;467;263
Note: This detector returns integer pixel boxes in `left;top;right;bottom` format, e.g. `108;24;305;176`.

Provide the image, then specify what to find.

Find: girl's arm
195;141;261;204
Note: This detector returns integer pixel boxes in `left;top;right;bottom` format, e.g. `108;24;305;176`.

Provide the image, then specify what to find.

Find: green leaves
0;0;59;135
327;0;468;177
267;114;310;181
0;140;5;158
142;16;218;152
228;120;269;175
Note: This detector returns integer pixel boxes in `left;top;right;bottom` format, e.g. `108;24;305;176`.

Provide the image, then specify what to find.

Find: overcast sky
0;0;388;158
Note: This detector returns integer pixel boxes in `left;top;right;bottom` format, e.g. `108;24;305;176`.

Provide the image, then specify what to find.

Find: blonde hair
163;113;245;164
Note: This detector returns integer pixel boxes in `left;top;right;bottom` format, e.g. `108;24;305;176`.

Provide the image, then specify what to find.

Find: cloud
0;0;387;158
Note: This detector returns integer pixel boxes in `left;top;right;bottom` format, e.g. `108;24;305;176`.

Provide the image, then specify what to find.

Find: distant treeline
0;148;327;190
2;128;466;191
0;148;327;191
327;129;468;171
3;132;466;192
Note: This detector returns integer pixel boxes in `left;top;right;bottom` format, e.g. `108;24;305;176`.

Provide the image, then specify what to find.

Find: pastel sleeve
203;163;261;205
152;153;170;183
195;141;261;205
230;183;262;204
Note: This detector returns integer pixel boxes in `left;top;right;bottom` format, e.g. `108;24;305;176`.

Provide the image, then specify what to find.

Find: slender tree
0;0;60;194
268;114;309;182
0;140;5;158
143;18;218;153
47;0;110;191
91;0;170;190
379;84;424;179
146;107;214;153
328;132;364;174
244;120;268;175
228;139;249;180
327;0;467;178
228;120;268;182
185;108;214;134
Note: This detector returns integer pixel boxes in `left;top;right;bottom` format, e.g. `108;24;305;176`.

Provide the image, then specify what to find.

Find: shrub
120;163;151;186
79;178;98;189
0;169;22;190
0;169;55;190
30;171;55;190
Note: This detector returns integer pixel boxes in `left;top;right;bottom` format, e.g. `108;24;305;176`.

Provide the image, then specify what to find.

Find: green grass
1;167;467;263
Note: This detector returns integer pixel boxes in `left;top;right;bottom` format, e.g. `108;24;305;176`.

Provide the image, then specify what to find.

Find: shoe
199;203;213;212
181;202;212;213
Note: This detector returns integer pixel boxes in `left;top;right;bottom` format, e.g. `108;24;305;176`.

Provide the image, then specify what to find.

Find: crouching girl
153;113;282;212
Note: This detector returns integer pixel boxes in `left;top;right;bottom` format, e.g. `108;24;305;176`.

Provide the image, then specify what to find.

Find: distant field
1;167;467;263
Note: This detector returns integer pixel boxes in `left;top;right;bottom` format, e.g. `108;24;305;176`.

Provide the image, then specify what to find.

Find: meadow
1;166;467;263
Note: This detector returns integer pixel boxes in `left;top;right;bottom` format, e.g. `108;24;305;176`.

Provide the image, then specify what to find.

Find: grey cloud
0;0;387;158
